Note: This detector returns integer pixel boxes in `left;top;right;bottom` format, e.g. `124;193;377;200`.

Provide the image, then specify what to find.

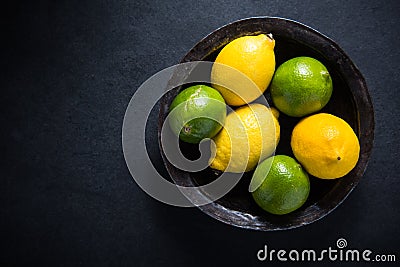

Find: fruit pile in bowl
158;17;374;230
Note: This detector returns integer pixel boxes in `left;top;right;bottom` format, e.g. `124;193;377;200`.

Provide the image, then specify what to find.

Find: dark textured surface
1;0;399;266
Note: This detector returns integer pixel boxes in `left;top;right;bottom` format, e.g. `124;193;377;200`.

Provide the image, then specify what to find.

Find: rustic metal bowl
158;17;374;230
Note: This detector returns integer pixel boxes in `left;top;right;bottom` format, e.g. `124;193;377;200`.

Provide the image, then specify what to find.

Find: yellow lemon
211;34;275;106
209;103;280;173
291;113;360;179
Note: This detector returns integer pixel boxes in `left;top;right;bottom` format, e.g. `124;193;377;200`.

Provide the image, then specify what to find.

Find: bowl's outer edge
157;16;375;231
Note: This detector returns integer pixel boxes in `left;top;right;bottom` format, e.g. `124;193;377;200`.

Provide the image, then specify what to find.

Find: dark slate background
1;0;399;266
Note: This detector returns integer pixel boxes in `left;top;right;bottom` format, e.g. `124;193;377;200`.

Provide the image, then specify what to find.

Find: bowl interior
158;17;374;230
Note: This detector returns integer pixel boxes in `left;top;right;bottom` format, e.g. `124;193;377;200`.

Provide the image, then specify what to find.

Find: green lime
250;155;310;215
168;85;226;144
270;57;333;117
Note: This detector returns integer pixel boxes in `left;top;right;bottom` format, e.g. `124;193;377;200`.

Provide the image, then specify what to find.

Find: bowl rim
158;16;375;231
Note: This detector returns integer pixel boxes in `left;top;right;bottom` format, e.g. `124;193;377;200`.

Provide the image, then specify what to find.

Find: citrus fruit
291;113;360;179
211;34;276;106
209;103;280;172
168;85;226;144
250;155;310;215
270;56;333;117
